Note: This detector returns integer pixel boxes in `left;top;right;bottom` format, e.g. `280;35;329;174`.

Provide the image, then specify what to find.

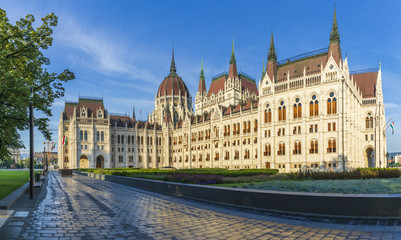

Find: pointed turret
328;5;342;65
261;60;266;79
170;48;176;74
197;59;207;95
228;39;238;79
266;31;278;82
267;32;277;61
330;6;340;43
132;106;136;121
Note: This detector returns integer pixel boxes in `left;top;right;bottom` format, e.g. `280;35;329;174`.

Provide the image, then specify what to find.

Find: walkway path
13;172;401;239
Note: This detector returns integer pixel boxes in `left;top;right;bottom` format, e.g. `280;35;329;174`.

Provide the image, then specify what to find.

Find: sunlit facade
58;9;386;172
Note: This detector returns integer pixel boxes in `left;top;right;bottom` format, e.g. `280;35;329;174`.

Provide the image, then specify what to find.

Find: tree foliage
0;9;75;160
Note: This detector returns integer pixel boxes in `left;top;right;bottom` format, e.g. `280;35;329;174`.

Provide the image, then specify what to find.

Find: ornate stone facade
58;9;386;172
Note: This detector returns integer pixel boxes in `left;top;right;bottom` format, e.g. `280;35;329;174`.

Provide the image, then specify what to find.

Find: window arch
121;136;124;144
81;109;86;117
293;98;302;119
80;130;83;140
96;131;100;141
293;141;301;155
247;120;251;132
327;139;337;153
264;144;271;156
309;140;318;154
128;135;130;144
243;122;247;133
101;132;104;141
225;151;230;160
84;131;88;141
117;135;121;144
235;150;239;159
327;92;337;114
278;142;285;155
244;149;250;159
265;104;272;123
278;101;286;121
310;95;319;116
97;110;103;118
366;113;374;128
254;119;258;132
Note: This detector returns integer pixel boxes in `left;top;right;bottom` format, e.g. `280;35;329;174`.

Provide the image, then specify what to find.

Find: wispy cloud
57;17;160;85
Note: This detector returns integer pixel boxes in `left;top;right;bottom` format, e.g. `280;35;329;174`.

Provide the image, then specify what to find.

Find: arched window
278;143;285;155
233;124;237;135
237;123;240;134
278;101;286;121
247;121;251;132
96;131;100;141
121;136;124;144
310;95;319;116
243;122;247;133
225;151;230;160
293;141;301;155
215;152;219;161
117;135;120;144
97;110;102;118
227;125;230;136
80;130;83;140
309;140;318;154
235;150;239;159
327;139;336;153
293;98;302;119
81;109;86;117
264;144;271;156
84;131;88;141
101;132;104;141
254;119;258;132
327;92;337;114
366;113;374;128
128;136;130;144
264;104;272;123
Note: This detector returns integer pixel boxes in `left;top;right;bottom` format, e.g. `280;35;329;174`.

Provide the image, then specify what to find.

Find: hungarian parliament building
58;9;386;172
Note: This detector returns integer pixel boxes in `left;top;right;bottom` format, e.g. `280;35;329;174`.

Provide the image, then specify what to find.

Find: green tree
0;9;75;160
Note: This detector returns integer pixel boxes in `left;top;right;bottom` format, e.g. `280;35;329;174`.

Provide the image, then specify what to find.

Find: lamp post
29;79;56;199
29;87;34;199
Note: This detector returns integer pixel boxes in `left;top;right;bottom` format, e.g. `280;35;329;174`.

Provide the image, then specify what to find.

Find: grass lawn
217;178;401;194
0;171;39;200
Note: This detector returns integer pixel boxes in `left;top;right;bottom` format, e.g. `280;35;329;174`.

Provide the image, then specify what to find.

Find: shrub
287;168;401;180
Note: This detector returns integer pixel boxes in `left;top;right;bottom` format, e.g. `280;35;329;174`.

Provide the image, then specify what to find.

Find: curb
0;183;29;210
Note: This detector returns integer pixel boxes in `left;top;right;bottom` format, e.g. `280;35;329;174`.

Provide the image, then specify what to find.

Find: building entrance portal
79;155;89;169
365;147;375;168
96;156;104;168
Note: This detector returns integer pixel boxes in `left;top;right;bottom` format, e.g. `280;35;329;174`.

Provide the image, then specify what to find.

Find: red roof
63;98;105;120
207;74;258;97
157;73;190;98
352;72;378;98
207;75;226;97
276;53;327;83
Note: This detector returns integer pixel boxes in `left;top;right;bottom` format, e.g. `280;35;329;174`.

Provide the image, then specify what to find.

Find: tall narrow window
328;92;337;114
96;131;100;141
310;140;318;154
118;135;120;144
80;130;83;140
84;131;88;141
101;132;104;141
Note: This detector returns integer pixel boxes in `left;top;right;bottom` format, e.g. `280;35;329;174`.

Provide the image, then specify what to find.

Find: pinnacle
268;31;277;61
230;39;236;64
170;48;176;73
330;5;340;42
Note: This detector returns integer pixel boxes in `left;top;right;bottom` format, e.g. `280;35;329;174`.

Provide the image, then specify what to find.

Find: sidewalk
0;172;48;239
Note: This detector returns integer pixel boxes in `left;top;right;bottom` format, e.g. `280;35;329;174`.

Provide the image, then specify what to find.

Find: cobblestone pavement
16;172;401;239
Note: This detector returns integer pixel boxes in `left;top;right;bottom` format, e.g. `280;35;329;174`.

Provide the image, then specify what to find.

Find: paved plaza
2;172;401;239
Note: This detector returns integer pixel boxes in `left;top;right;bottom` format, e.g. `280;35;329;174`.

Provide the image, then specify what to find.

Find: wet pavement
4;171;401;239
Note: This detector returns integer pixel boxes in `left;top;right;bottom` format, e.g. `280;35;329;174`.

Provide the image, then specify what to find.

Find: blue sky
2;0;401;155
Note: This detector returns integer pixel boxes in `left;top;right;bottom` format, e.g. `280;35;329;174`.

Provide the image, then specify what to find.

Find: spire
228;39;238;79
133;106;136;120
230;39;236;64
200;58;205;80
267;31;277;61
170;47;176;73
330;4;340;43
261;60;266;79
198;59;207;95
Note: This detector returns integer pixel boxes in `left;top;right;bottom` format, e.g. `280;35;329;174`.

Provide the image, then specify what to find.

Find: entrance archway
79;155;89;169
96;155;104;168
365;147;375;168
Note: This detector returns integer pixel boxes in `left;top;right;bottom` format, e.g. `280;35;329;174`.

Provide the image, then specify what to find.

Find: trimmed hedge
287;168;401;180
79;168;279;178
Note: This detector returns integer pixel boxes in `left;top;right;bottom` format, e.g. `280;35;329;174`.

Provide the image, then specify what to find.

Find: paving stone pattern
18;172;401;239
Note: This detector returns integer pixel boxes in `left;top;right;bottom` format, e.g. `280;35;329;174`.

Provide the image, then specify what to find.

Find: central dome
156;50;190;98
